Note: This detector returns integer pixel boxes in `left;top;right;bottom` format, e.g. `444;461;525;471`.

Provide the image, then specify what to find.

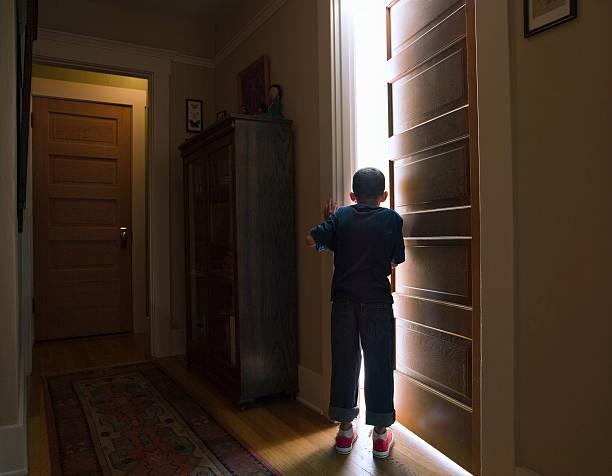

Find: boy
306;167;404;458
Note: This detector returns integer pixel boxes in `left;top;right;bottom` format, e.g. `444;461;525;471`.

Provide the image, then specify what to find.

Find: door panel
393;141;470;210
393;294;472;338
387;5;467;83
401;206;471;237
396;240;471;305
50;155;118;185
396;318;471;403
391;42;467;134
33;97;132;341
387;0;479;472
394;372;472;461
389;107;469;159
388;0;461;57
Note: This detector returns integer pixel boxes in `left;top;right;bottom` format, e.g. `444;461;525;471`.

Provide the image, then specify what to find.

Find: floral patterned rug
44;361;280;475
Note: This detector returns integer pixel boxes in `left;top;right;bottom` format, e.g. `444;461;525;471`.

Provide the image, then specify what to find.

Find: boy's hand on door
305;234;316;247
323;198;338;221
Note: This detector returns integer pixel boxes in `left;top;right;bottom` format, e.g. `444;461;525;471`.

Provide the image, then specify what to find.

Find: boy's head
351;167;388;204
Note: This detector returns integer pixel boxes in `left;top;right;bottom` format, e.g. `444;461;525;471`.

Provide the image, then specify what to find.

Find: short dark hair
352;167;385;199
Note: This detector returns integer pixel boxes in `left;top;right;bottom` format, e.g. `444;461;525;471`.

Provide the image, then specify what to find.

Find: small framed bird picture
186;99;203;133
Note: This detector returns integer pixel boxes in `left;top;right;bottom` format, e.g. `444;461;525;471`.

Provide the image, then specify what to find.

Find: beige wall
213;0;268;55
170;61;215;341
38;0;215;58
0;0;20;427
32;63;148;90
510;1;612;474
214;0;324;375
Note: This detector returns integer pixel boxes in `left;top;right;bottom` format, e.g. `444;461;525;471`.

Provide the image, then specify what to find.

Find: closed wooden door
33;97;133;341
387;0;480;472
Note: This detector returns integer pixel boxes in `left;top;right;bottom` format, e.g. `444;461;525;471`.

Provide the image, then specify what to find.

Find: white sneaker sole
372;435;394;458
335;433;358;454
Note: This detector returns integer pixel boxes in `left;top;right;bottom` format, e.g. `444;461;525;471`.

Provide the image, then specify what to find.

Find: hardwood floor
27;334;470;475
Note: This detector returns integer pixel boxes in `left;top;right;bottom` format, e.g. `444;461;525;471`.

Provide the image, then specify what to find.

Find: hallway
28;334;469;475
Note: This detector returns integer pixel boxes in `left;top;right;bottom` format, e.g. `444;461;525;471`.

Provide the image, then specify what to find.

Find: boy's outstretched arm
306;197;339;250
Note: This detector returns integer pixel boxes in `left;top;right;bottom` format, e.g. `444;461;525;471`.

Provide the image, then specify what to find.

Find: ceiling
38;0;256;58
86;0;242;24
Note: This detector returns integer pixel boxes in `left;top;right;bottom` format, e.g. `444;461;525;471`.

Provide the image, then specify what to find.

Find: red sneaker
335;427;358;454
372;429;394;458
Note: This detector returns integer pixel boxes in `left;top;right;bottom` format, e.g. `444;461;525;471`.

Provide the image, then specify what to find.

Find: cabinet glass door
187;158;208;347
206;143;237;368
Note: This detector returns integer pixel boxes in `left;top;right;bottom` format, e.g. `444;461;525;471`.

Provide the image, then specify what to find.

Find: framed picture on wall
524;0;577;37
186;99;203;133
237;55;270;115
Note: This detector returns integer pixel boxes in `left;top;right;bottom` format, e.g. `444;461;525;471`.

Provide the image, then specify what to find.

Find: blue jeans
328;300;396;427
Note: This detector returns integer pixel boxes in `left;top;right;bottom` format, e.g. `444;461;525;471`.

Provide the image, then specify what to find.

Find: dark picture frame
524;0;577;37
216;110;227;122
16;0;37;232
186;99;203;133
236;55;270;115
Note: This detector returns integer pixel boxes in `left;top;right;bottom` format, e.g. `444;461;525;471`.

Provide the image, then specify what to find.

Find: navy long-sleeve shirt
310;203;405;303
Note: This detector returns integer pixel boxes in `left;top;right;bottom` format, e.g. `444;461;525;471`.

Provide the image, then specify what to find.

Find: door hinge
32;297;35;314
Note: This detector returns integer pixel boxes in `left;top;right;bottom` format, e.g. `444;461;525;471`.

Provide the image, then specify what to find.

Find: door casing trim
32;30;175;358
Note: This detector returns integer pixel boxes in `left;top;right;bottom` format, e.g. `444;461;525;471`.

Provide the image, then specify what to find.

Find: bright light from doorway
352;0;390;207
345;0;390;388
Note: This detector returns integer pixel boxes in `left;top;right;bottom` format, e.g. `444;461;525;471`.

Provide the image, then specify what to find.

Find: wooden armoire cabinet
180;114;297;406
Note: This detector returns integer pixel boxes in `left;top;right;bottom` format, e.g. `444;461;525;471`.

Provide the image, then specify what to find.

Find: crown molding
214;0;288;65
173;53;214;69
36;0;288;71
36;28;214;69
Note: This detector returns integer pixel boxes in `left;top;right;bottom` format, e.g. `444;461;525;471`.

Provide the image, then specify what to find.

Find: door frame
328;0;515;474
30;29;177;359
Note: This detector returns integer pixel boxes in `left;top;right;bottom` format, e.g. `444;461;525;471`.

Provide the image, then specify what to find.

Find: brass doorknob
119;226;128;248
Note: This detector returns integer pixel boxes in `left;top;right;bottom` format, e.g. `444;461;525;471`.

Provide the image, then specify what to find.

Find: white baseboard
0;423;27;476
296;395;326;416
515;466;543;476
297;365;326;415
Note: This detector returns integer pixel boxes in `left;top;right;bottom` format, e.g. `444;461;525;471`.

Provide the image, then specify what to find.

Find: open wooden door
387;0;480;473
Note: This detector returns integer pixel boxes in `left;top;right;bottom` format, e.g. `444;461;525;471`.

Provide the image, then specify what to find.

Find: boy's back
310;203;404;304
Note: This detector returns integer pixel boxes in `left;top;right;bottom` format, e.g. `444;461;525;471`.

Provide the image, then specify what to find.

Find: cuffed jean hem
328;405;359;423
365;409;395;427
